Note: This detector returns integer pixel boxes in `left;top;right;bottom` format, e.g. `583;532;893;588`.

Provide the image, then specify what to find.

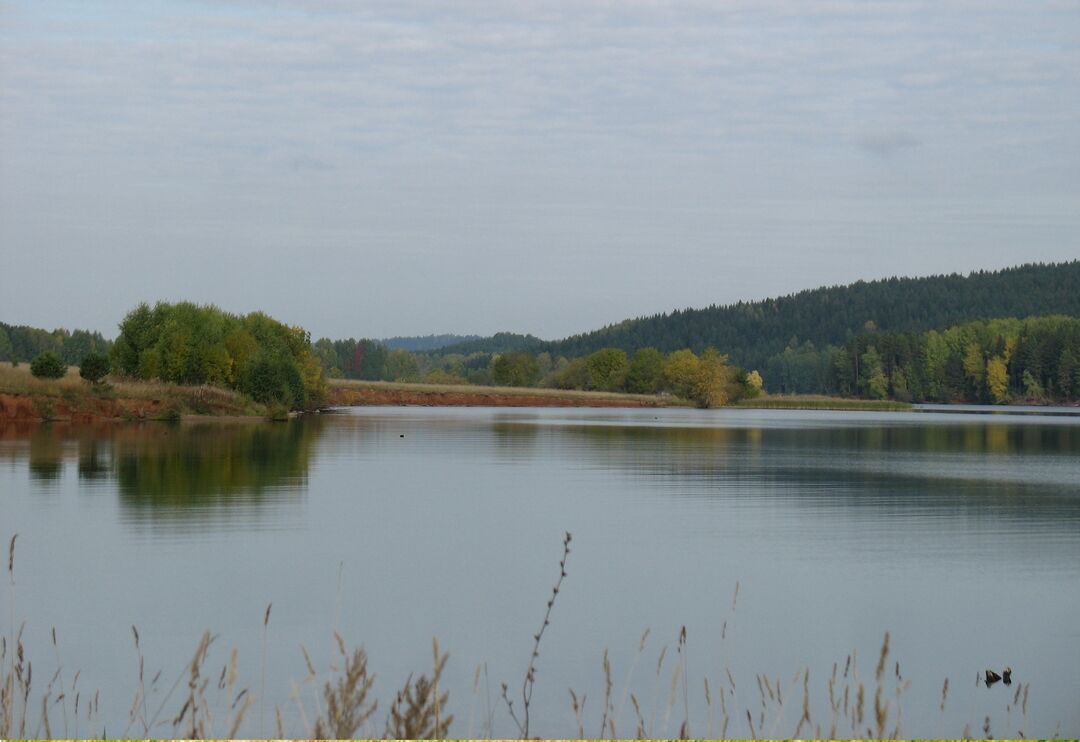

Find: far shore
31;360;1080;422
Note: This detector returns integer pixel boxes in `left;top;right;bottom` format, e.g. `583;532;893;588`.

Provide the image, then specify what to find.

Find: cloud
287;154;335;172
2;1;1079;338
858;131;921;157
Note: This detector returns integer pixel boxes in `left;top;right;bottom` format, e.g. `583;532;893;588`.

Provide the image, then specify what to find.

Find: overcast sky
1;1;1078;341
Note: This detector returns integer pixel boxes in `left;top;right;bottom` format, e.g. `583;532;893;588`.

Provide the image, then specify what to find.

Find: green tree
112;301;324;410
1056;347;1079;399
663;349;701;400
0;326;12;362
962;342;986;399
244;355;305;408
625;347;666;394
491;352;540;387
552;357;590;389
384;349;420;381
79;352;111;383
1022;369;1045;401
889;367;910;402
31;351;67;379
585;348;629;391
830;347;855;396
859;346;888;400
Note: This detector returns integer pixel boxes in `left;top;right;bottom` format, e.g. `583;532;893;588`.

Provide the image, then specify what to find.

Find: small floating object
1002;667;1012;685
399;433;405;438
985;669;1001;686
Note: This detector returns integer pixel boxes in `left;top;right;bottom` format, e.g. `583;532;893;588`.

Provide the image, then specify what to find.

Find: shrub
266;403;290;422
244;356;306;409
79;352;111;383
30;351;66;379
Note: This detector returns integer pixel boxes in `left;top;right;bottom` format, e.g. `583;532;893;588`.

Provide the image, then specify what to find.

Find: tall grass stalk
502;530;571;739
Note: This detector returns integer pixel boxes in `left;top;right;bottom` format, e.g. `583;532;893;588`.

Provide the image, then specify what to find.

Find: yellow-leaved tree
745;369;764;395
986;356;1009;404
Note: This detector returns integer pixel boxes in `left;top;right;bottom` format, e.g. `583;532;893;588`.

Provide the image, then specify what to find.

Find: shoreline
6;374;1078;423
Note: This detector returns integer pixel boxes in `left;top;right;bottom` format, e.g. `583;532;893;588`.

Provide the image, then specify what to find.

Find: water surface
2;407;1079;738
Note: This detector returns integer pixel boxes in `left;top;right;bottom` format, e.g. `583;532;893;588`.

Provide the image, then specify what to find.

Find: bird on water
985;669;1001;685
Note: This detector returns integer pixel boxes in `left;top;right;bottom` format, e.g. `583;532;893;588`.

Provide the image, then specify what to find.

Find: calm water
2;407;1079;738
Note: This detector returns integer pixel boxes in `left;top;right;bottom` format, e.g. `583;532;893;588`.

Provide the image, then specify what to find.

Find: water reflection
28;426;64;481
78;440;110;481
112;420;321;512
2;418;325;524
554;420;1080;483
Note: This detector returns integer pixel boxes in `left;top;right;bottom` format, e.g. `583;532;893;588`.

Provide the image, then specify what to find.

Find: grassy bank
1;363;917;419
0;362;264;421
735;394;913;411
327;378;681;408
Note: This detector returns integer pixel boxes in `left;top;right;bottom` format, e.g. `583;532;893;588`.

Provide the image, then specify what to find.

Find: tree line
313;312;1080;406
9;263;1080;409
313;335;762;407
427;261;1080;384
0;321;111;365
826;315;1080;403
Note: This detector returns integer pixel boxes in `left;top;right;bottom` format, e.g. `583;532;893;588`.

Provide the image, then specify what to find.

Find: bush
79;352;111;383
244;356;306;409
30;351;66;379
266;403;290;422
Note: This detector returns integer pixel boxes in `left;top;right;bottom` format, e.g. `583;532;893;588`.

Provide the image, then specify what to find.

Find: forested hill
433;332;545;356
381;334;482;352
540;261;1080;371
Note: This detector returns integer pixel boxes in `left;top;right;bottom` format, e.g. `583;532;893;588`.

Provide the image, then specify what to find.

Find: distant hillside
433;332;546;356
538;261;1080;371
381;334;482;352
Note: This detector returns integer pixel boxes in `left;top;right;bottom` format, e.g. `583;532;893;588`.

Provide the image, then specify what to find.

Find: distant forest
5;261;1080;404
379;334;482;352
539;261;1080;369
777;315;1080;403
0;321;111;365
314;261;1080;402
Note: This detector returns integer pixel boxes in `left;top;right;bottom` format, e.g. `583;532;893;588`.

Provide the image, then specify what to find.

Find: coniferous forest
537;261;1080;371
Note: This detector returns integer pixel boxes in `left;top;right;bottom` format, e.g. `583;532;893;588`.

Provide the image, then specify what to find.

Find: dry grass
312;635;376;739
329;378;679;405
0;361;260;418
736;394;912;411
385;639;453;739
0;361;84;397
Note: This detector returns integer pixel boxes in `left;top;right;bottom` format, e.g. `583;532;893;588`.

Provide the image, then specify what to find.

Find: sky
1;1;1078;341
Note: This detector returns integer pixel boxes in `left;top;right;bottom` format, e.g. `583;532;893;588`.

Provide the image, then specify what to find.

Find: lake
2;406;1079;739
